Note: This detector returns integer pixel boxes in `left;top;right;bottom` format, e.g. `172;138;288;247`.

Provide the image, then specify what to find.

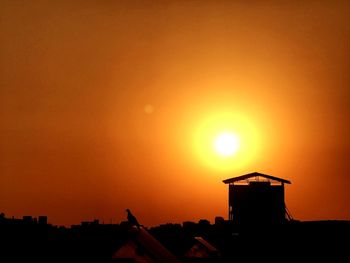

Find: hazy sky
1;0;349;226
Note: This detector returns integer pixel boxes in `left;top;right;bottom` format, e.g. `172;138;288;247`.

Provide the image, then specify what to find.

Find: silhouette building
38;216;48;225
223;172;291;224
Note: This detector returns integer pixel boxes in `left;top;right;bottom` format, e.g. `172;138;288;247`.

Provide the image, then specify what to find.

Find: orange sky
1;0;349;226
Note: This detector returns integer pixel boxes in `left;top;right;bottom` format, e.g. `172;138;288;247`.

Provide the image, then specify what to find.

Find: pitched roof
193;237;220;254
112;226;182;263
222;172;291;184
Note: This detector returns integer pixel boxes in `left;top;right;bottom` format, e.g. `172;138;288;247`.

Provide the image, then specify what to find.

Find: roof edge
223;172;291;184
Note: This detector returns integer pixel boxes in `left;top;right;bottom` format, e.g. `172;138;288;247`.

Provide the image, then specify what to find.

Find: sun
214;132;240;157
192;112;260;172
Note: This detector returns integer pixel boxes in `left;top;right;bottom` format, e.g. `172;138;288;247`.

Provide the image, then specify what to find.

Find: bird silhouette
126;209;140;228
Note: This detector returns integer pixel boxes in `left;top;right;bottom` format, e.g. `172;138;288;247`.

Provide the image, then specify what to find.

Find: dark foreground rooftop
0;216;349;263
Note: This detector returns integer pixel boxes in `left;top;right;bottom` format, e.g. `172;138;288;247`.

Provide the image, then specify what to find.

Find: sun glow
193;112;260;172
214;132;240;157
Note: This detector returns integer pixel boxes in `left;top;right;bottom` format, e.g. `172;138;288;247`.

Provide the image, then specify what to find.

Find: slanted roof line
223;172;291;184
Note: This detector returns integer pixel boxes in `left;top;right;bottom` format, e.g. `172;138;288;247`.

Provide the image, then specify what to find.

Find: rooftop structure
223;172;291;224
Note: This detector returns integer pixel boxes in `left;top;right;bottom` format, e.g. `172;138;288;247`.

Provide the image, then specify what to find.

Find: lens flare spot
144;104;155;114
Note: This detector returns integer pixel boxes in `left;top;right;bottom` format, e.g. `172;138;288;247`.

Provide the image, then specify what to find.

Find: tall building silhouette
223;172;291;224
